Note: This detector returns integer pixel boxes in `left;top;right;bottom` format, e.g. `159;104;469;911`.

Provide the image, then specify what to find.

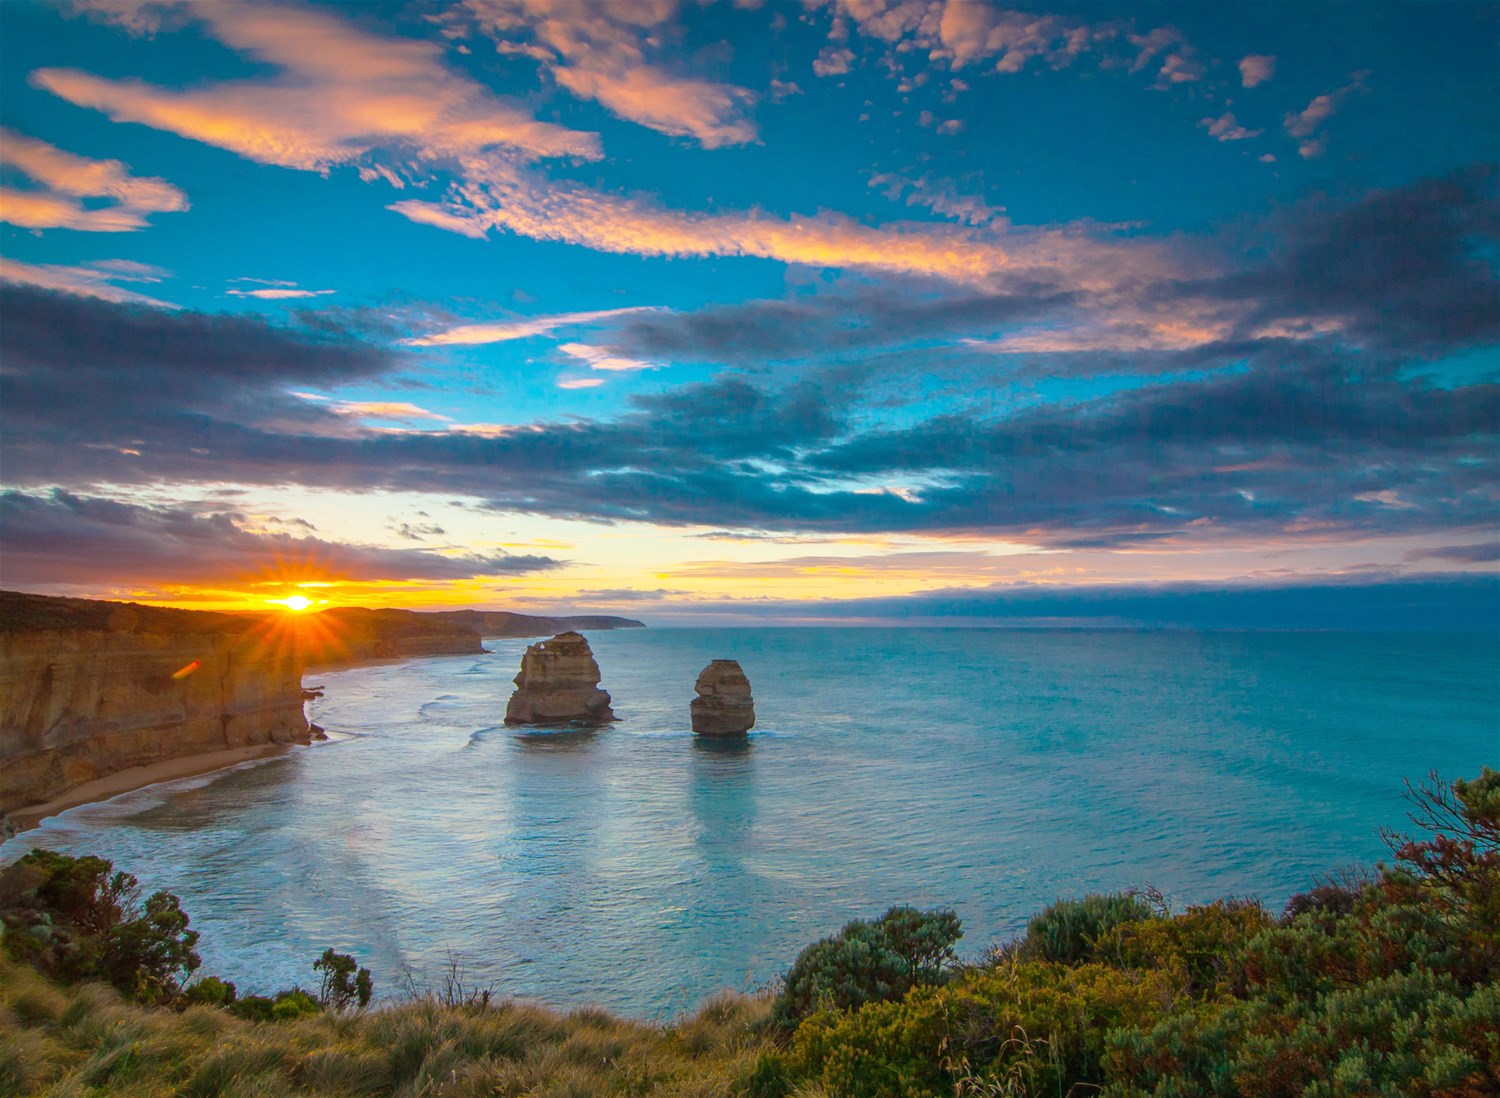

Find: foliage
313;947;373;1010
0;849;200;1003
1020;891;1154;965
775;771;1500;1098
772;905;962;1028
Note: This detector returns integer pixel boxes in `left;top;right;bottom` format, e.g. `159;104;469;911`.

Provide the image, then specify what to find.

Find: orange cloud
462;0;758;148
0;127;187;231
43;0;599;179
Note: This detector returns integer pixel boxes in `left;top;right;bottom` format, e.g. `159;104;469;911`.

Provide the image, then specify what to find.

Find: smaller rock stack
504;632;615;725
690;659;755;736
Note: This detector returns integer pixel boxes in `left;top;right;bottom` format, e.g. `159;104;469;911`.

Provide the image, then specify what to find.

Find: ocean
4;627;1496;1018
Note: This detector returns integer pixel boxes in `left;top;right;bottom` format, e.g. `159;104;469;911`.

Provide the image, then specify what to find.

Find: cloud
558;342;655;372
813;46;854;76
0;489;563;589
868;173;1005;226
329;401;452;423
1284;73;1368;158
569;587;687;601
227;284;336;299
405;306;658;347
42;0;599;183
1201;113;1261;142
0;127;188;232
461;0;759;148
1238;54;1275;88
0;256;176;307
3;168;1496;551
558;377;606;389
1405;542;1500;564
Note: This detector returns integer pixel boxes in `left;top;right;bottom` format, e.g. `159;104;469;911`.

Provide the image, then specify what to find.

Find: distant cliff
429;610;645;637
301;608;485;666
0;591;310;820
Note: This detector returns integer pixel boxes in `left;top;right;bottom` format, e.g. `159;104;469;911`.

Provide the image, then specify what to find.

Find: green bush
1021;891;1153;965
772;906;962;1028
0;849;200;1003
314;947;373;1011
182;975;238;1007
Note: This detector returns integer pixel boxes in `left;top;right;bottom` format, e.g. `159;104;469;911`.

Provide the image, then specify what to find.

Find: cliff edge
1;591;310;822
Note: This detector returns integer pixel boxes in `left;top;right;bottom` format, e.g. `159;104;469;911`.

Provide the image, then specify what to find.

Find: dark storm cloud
0;490;562;588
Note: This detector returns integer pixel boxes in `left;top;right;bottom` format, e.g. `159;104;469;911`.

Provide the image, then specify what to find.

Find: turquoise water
4;628;1497;1018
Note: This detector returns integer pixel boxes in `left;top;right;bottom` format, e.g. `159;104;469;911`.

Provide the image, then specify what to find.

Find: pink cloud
462;0;758;148
1200;112;1261;142
42;0;600;181
0;127;187;232
1238;53;1275;88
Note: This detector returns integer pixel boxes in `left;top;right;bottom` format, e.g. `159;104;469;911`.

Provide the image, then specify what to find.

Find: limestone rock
690;659;755;736
1;591;310;819
504;632;615;725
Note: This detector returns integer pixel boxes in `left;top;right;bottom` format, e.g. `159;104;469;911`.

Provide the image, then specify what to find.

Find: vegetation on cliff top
2;769;1495;1097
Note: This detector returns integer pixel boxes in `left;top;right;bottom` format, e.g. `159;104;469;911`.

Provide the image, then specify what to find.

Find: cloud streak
0;128;188;232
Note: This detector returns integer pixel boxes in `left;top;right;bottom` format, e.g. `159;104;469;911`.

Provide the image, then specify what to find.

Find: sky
0;0;1497;626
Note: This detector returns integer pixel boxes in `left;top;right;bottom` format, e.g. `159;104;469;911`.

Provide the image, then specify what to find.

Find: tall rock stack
504;632;615;725
690;659;755;736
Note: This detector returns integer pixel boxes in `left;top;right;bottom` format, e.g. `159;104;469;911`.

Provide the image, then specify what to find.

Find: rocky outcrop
504;632;615;725
1;591;310;819
690;660;755;736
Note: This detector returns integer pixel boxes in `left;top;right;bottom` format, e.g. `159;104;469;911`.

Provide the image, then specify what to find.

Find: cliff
301;607;485;665
0;591;310;820
431;610;645;638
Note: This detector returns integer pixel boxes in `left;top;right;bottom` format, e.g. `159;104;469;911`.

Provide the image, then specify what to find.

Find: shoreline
3;743;295;835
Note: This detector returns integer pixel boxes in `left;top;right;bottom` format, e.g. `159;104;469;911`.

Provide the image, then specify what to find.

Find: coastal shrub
314;947;374;1010
182;975;238;1007
784;959;1180;1097
0;849;201;1003
1104;898;1272;995
772;906;962;1028
1020;891;1153;965
1282;865;1377;920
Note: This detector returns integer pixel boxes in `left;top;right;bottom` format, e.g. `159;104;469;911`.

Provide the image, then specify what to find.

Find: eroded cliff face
1;593;309;818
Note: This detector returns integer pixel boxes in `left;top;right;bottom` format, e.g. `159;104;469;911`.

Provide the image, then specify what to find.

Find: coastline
3;743;295;835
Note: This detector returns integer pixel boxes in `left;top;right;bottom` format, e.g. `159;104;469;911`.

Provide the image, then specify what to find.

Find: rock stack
504;632;615;725
690;659;755;736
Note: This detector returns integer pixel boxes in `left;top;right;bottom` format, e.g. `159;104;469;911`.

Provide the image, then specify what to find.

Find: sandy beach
4;744;295;834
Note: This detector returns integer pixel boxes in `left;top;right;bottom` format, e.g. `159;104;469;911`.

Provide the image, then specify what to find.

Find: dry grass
0;952;778;1098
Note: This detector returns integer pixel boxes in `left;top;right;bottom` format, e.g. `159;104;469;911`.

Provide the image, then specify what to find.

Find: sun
271;594;315;612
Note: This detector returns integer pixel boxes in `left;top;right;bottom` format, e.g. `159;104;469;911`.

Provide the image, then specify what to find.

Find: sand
5;744;295;834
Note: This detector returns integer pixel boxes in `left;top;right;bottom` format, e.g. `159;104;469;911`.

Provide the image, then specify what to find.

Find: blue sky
1;0;1496;623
